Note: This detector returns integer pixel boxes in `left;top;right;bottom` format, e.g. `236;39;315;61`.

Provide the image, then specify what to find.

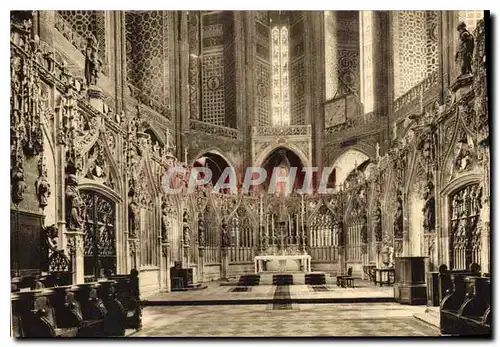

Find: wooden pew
440;274;491;336
457;277;490;336
107;269;142;331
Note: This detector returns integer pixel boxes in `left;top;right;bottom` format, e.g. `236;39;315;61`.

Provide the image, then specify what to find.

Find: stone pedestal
221;247;229;280
161;243;170;292
87;85;105;112
64;231;84;284
451;74;473;100
182;244;190;269
198;246;204;282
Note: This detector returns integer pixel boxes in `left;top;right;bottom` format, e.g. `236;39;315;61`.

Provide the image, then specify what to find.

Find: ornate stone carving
65;174;85;231
373;204;382;242
66;233;84;256
182;210;191;245
11;165;27;205
35;156;51;209
221;218;230;248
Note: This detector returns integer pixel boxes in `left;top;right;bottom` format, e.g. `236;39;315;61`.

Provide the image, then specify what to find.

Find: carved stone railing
393;71;439;112
54;12;87;54
128;83;170;118
324;110;379;136
189;119;240;139
252;125;311;137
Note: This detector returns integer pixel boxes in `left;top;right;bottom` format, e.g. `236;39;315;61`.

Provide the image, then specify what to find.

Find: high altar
254;192;311;273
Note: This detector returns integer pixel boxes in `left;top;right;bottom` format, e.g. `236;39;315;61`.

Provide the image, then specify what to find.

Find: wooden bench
440;274;491;336
107;269;142;331
11;280;133;337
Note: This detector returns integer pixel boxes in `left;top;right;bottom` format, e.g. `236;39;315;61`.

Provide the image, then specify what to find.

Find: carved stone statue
128;196;140;239
374;207;382;242
422;181;436;233
182;211;191;245
198;217;206;246
455;21;475;76
161;202;170;243
375;142;380;160
84;34;100;86
65;174;85;231
393;190;403;238
35;163;51;209
11;165;27;204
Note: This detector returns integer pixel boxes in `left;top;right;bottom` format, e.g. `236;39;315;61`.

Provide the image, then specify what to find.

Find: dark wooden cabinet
170;267;193;290
11;209;43;278
394;256;427;305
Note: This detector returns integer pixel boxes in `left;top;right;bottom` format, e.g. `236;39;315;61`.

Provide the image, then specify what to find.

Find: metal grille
449;184;482;270
81;190;116;281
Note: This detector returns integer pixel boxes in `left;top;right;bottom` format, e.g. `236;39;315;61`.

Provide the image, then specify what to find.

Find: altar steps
171;283;208;292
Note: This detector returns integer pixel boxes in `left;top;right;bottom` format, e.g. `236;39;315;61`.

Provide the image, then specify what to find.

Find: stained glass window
271;26;290;126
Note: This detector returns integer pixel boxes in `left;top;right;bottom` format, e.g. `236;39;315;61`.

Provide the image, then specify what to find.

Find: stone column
65;231;84;284
161;243;171;292
221;247;229;280
198;246;205;282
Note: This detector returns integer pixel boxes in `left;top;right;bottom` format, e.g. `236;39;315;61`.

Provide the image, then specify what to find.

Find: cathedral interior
10;10;490;337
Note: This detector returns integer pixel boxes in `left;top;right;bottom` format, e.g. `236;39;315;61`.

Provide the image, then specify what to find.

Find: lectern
394;256;427;305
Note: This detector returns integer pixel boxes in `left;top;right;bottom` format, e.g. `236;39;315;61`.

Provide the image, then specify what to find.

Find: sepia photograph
8;6;491;339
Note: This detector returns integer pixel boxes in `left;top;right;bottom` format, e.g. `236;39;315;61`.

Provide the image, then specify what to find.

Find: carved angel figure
128;197;140;239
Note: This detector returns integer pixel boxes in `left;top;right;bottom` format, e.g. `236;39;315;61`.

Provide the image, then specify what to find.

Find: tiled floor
130;303;439;337
145;280;393;302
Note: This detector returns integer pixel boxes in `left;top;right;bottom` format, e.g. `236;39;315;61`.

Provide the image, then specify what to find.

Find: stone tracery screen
392;11;439;99
58;11;107;66
229;207;256;263
271;26;290;126
309;205;339;263
449;184;482;271
459;11;484;32
359;11;374;113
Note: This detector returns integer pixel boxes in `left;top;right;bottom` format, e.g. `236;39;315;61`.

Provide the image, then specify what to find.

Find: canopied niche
260;147;305;195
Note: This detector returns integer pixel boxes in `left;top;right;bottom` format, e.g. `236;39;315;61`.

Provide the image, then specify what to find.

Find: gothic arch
330;148;370;187
254;143;309;168
191;148;237;170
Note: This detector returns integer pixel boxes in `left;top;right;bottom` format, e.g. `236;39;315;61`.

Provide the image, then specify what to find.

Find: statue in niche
374;207;382;242
361;213;368;244
393;190;403;238
65;174;85;231
455;22;475;76
392;122;398;141
161;201;170;243
182;210;191;245
84;34;100;86
375;142;381;160
198;217;205;246
128;195;140;239
35;158;51;209
11;165;27;204
422;181;436;233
